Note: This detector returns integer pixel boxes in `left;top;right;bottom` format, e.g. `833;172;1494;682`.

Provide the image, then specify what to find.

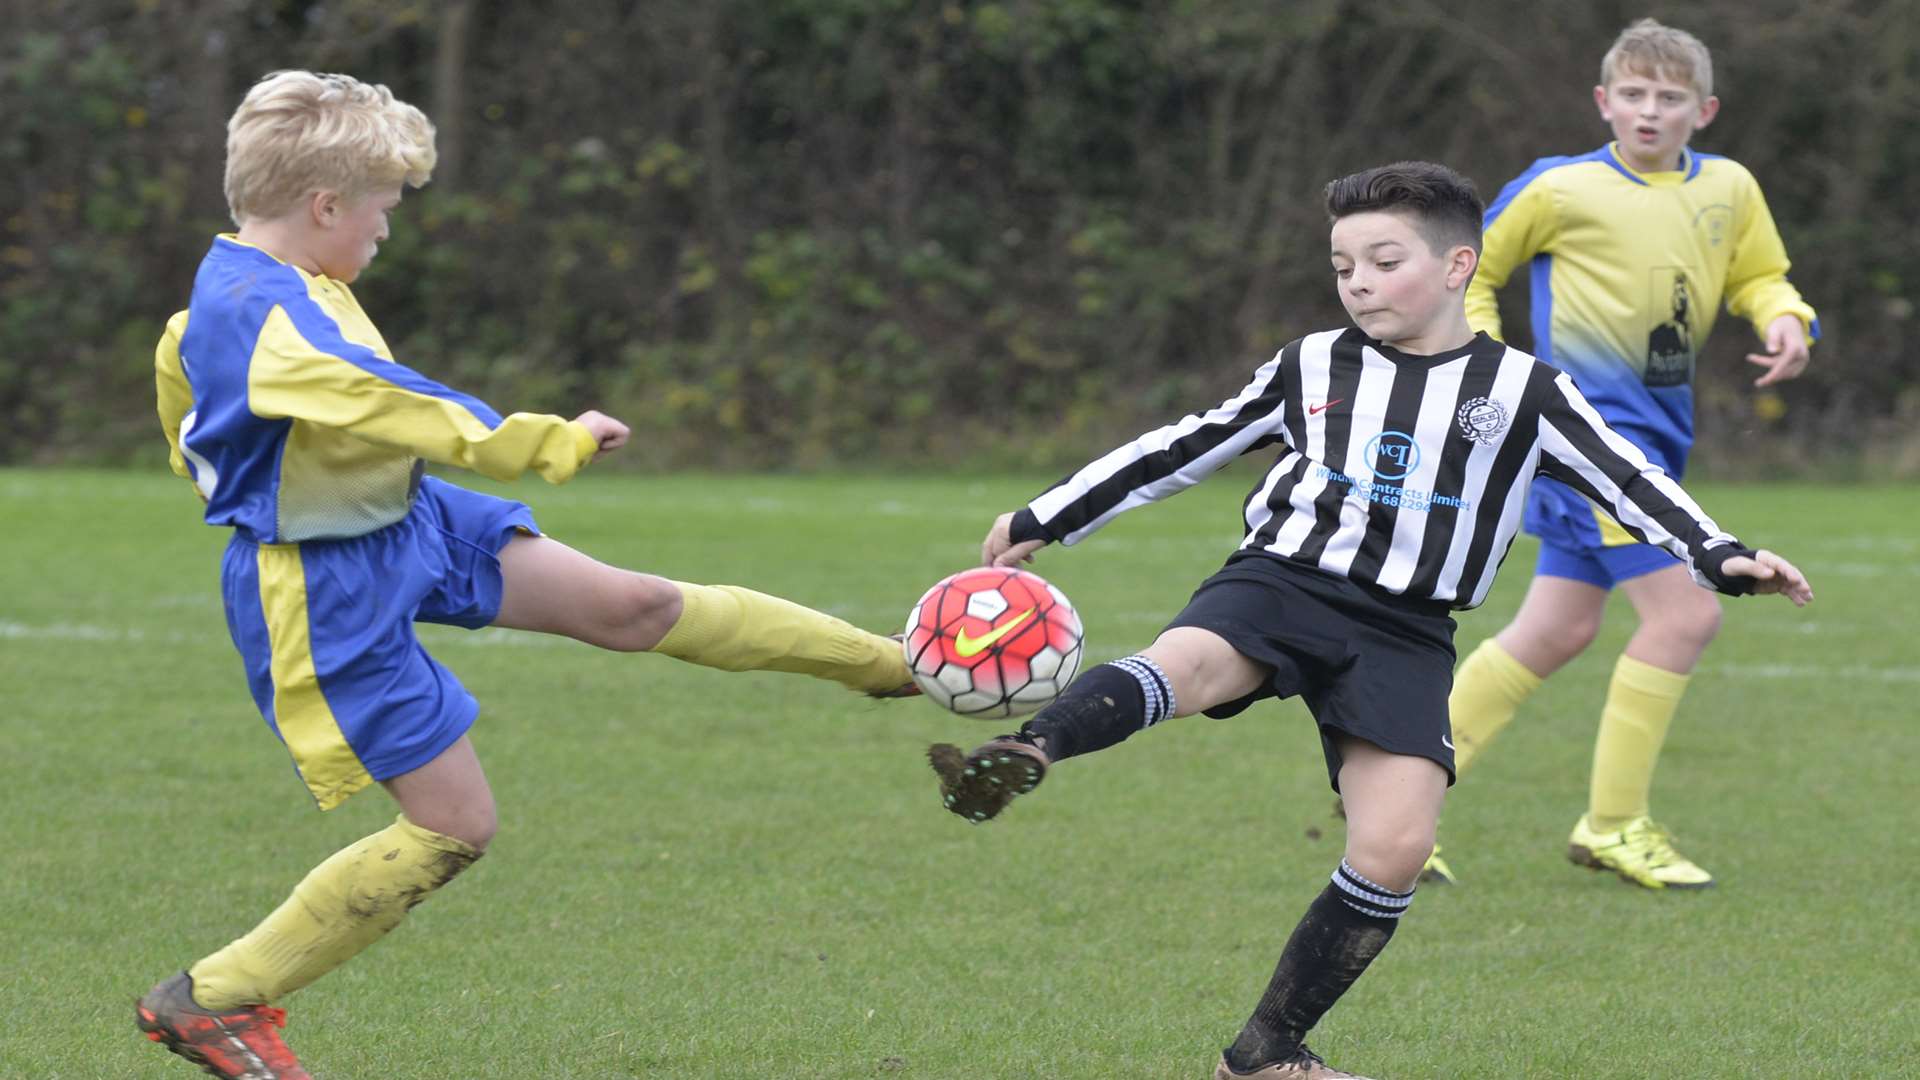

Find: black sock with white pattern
1018;656;1172;760
1223;860;1411;1070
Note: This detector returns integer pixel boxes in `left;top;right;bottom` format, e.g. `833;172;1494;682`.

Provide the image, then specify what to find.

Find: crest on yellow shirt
1693;204;1733;249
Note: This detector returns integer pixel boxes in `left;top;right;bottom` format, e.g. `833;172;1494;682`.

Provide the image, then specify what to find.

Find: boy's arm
154;311;195;483
1725;170;1818;385
1004;352;1293;553
1724;170;1818;341
247;299;600;484
1466;167;1561;342
1532;371;1762;596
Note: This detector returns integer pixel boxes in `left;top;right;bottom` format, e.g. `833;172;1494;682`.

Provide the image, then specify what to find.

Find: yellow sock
188;816;480;1008
653;581;909;694
1447;639;1543;775
1588;654;1690;831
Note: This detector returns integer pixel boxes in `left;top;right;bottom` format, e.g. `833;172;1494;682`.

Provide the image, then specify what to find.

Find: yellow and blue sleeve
1467;164;1564;343
1723;169;1819;342
247;296;599;485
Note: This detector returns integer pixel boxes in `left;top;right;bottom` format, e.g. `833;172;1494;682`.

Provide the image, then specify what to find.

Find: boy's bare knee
1650;593;1722;648
464;819;497;854
1344;830;1434;892
463;804;499;852
1143;628;1267;716
420;805;497;853
1557;611;1605;656
604;573;683;651
1517;610;1602;668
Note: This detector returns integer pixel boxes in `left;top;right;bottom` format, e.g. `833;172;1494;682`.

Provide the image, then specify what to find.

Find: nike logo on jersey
954;607;1037;657
1309;399;1345;416
1441;735;1456;751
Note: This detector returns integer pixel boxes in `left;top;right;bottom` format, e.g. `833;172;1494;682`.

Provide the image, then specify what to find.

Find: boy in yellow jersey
1440;19;1818;889
134;71;914;1080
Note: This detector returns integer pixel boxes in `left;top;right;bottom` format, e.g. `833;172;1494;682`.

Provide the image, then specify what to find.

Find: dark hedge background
4;0;1914;475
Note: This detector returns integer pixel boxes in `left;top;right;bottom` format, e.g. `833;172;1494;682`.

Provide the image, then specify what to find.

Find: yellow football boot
1567;814;1714;890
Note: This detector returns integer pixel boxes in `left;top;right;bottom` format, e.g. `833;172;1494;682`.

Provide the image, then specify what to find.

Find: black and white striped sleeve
1013;351;1293;546
1532;371;1754;594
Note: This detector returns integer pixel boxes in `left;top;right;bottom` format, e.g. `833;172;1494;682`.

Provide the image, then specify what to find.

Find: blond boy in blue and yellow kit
1441;19;1818;889
135;71;914;1080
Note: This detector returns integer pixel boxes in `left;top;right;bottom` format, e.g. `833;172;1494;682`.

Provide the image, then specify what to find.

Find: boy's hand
1747;315;1811;387
1719;549;1814;606
982;511;1045;567
573;410;630;455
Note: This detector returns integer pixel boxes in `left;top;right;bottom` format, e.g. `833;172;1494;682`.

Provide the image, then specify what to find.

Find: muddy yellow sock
653;581;909;694
1588;655;1690;831
188;816;480;1008
1446;639;1542;775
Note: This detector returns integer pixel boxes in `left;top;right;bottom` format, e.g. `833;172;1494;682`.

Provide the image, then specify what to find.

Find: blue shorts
221;477;539;810
1524;476;1682;589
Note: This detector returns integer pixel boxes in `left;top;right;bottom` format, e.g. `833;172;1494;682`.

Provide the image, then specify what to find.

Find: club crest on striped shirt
1456;397;1510;446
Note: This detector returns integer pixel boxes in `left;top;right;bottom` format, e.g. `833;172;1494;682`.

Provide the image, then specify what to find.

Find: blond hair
1600;18;1713;99
224;71;437;224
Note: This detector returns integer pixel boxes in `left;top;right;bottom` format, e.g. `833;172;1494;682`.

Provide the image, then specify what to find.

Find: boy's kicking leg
493;533;913;696
930;626;1268;819
138;738;492;1080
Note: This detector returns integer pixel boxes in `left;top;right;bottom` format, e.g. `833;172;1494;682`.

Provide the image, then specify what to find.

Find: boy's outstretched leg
494;534;913;696
654;581;911;695
137;739;490;1079
929;628;1267;821
1217;740;1442;1080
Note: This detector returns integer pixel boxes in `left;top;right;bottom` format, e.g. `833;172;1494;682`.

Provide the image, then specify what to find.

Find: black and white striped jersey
1009;327;1744;610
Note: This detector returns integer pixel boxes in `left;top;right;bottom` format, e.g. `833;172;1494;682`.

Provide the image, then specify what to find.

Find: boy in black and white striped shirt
927;161;1812;1080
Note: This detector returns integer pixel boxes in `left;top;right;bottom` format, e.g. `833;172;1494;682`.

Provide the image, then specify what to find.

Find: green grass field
2;468;1914;1079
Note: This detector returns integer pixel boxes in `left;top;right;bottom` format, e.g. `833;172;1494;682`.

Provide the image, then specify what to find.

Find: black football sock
1018;657;1173;761
1223;861;1411;1070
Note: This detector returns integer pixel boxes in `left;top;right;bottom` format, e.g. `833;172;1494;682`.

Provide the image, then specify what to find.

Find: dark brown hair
1325;161;1483;255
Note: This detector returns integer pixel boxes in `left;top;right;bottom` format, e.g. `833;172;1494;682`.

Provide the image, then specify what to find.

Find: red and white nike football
902;567;1084;718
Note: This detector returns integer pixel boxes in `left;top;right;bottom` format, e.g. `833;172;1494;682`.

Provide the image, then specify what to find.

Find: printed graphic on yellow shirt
1644;270;1694;388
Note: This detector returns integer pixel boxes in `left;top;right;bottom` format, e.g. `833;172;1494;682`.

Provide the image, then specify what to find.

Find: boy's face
312;185;403;283
1329;210;1475;350
1594;69;1718;173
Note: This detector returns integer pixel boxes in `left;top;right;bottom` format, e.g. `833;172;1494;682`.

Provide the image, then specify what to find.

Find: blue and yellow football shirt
156;236;597;542
1467;143;1818;476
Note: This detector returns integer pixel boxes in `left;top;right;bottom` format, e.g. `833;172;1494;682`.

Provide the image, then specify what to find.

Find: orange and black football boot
136;972;311;1080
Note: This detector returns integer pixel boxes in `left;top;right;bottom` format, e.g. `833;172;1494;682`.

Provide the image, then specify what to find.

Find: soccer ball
902;566;1084;718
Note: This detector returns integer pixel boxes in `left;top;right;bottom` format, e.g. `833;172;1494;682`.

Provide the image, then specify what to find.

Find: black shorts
1163;552;1458;791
